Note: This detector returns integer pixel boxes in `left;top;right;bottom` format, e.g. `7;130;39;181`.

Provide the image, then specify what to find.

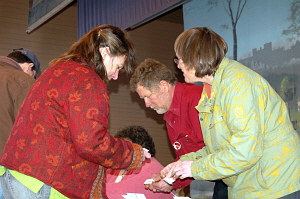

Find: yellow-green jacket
180;57;300;198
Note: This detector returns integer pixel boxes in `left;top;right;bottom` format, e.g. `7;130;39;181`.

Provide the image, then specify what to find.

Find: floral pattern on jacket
180;57;300;198
1;59;142;199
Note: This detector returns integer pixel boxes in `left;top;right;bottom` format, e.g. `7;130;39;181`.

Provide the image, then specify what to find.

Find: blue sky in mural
183;0;295;60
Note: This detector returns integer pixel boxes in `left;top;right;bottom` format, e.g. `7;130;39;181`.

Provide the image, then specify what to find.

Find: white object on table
144;178;154;184
122;193;147;199
163;177;175;184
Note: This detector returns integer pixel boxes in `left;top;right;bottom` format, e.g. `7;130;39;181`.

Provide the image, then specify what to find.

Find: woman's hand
161;160;193;180
142;148;151;161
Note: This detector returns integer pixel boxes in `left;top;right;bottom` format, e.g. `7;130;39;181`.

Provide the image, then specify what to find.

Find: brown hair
130;58;177;92
49;24;136;83
174;27;228;77
7;52;33;64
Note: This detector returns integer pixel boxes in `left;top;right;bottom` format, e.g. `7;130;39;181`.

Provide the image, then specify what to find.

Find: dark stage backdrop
77;0;190;38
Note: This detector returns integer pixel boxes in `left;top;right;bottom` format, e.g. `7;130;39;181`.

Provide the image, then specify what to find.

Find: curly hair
115;125;156;157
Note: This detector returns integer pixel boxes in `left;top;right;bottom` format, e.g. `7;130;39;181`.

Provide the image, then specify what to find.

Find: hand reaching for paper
144;174;174;193
161;160;193;180
142;148;152;161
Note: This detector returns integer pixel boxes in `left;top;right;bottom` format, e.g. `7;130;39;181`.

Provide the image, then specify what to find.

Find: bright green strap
0;166;5;176
0;167;68;198
49;188;70;199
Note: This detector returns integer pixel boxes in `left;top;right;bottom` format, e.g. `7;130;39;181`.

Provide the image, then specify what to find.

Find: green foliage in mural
280;75;296;102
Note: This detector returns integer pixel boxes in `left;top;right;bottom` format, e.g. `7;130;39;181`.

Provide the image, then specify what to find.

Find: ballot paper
144;177;175;185
163;177;175;184
122;193;147;199
143;178;154;184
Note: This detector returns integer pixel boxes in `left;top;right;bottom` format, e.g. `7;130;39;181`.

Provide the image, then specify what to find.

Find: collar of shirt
164;82;183;118
0;56;23;71
197;56;230;114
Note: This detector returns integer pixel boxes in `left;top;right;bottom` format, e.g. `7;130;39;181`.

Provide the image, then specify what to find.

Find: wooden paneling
0;0;77;72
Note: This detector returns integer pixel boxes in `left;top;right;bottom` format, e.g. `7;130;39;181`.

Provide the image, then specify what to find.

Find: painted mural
183;0;300;134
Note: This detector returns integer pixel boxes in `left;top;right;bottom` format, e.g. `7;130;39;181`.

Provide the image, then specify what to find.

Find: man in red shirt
130;58;205;193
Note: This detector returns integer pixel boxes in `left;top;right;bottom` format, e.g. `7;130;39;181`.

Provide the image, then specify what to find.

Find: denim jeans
0;185;4;199
212;180;299;199
0;169;51;199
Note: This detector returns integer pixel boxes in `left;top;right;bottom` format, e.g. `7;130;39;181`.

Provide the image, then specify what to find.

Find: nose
144;98;151;107
111;71;119;80
177;63;181;69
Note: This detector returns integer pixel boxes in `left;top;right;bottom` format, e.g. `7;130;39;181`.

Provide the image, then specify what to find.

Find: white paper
143;178;154;184
122;195;133;199
135;193;147;199
122;193;147;199
163;177;175;184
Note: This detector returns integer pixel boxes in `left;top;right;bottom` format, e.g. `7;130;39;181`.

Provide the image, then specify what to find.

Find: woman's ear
99;47;111;58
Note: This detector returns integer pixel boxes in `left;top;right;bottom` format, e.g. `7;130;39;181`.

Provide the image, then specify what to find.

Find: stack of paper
122;193;147;199
122;193;191;199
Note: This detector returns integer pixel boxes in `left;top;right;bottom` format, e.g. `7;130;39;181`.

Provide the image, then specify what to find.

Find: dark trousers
212;181;300;199
213;180;228;199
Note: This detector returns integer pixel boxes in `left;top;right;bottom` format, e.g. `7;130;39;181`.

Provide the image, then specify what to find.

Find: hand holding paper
163;177;175;185
161;160;193;180
142;148;151;161
144;174;173;193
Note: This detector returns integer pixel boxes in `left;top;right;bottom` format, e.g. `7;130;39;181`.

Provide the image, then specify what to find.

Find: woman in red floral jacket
0;24;150;199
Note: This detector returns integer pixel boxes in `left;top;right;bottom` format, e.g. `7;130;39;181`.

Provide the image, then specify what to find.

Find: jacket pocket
173;133;202;157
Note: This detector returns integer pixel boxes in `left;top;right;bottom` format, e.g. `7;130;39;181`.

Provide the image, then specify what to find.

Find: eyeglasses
174;58;181;65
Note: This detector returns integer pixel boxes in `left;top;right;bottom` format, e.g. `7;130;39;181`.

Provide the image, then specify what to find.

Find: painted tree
280;75;296;115
298;97;300;112
282;0;300;41
207;0;248;60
